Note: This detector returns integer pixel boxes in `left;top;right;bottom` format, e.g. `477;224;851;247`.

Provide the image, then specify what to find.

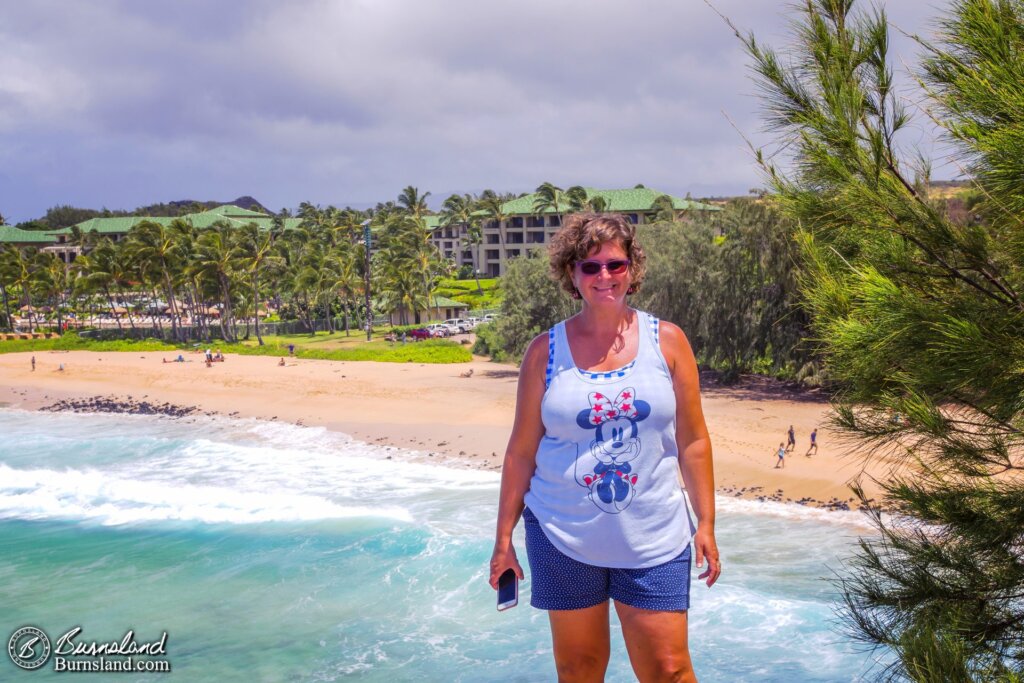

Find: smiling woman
490;212;719;682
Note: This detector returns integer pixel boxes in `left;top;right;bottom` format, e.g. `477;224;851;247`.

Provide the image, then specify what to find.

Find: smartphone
496;568;518;611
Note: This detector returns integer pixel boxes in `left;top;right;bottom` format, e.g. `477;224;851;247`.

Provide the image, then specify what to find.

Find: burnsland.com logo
8;626;51;670
7;626;171;673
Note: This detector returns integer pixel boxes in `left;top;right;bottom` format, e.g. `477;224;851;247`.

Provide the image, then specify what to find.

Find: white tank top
523;310;692;568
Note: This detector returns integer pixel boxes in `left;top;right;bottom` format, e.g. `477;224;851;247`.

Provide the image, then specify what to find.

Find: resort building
427;187;720;277
0;225;57;249
42;205;301;264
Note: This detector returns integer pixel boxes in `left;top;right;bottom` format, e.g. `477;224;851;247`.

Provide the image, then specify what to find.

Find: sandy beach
0;349;891;509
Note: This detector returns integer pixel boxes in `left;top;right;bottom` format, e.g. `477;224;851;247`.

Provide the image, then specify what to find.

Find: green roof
430;295;468;309
499;187;720;215
0;225;58;244
52;216;175;235
203;204;270;219
55;205;299;235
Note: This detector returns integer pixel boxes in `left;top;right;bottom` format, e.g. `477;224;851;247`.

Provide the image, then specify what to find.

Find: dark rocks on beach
717;483;860;511
40;396;200;418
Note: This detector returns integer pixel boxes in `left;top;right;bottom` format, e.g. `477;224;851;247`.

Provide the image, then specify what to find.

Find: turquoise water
0;409;886;681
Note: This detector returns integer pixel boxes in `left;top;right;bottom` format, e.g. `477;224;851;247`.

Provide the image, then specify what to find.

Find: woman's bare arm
661;321;721;587
489;331;549;587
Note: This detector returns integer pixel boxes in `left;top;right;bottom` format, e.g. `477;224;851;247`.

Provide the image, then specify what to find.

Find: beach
0;350;888;509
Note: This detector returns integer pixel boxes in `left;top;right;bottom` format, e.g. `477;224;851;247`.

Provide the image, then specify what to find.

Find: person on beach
31;355;35;371
278;357;286;367
806;428;818;456
774;443;785;468
786;425;795;452
489;213;720;682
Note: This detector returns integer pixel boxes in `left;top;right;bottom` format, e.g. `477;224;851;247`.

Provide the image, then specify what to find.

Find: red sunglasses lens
606;260;629;274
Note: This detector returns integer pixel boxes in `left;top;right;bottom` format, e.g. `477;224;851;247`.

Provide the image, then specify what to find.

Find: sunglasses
575;259;631;276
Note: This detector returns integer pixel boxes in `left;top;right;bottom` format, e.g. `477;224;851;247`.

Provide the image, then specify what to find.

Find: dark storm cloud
0;1;946;222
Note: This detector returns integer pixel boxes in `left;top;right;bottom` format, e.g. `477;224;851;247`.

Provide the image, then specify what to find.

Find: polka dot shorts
522;507;691;611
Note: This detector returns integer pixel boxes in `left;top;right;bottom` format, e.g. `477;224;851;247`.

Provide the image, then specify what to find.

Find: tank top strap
544;321;573;388
637;310;672;376
636;310;659;351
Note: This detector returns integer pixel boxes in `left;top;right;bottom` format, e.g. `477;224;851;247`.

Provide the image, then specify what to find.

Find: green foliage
435;277;503;310
491;249;577;361
0;332;176;354
633;202;816;383
231;338;470;363
739;0;1024;677
470;322;508;362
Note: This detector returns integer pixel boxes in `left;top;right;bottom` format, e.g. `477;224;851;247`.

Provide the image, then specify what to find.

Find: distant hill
16;196;273;230
139;196;269;216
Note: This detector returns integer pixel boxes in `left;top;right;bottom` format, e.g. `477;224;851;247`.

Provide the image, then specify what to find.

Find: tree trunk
219;275;235;343
55;289;64;334
103;285;124;332
162;271;181;342
0;283;12;331
252;274;264;346
115;283;137;332
149;287;164;335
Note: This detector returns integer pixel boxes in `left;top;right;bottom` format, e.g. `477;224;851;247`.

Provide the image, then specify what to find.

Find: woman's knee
554;649;610;683
642;652;695;683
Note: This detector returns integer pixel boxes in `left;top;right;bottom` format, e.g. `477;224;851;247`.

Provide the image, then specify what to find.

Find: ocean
0;408;887;682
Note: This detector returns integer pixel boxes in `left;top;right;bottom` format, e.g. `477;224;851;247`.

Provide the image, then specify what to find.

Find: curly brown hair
548;213;647;296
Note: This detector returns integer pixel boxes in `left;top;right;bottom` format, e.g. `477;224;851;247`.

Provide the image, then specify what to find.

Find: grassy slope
0;332;472;363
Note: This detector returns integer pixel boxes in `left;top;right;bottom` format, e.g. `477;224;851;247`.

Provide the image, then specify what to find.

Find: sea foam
0;464;414;526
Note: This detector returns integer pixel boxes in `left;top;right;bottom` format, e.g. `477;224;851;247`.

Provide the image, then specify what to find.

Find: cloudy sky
0;0;951;223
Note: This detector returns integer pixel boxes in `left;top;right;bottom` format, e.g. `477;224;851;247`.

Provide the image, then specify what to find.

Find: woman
489;213;719;682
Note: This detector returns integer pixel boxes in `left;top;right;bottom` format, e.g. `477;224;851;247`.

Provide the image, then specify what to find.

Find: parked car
407;328;432;341
426;323;452;338
481;313;500;323
443;318;471;334
464;317;482;329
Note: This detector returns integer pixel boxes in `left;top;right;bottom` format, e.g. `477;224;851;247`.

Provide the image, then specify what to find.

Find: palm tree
441;193;484;293
127;220;185;341
35;252;70;332
478;191;509;273
533;181;566;225
195;221;239;342
0;246;21;330
232;222;278;345
8;247;38;332
73;240;126;332
566;186;589;212
397;186;431;220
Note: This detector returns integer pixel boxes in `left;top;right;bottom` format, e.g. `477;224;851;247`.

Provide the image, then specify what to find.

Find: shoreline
1;350;890;511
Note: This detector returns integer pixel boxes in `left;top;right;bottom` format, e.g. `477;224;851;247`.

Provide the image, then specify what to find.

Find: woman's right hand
489;541;524;589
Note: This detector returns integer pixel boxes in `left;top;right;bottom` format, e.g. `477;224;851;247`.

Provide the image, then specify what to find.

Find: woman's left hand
693;526;721;587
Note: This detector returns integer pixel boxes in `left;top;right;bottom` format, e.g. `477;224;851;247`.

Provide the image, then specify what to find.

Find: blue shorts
522;507;691;612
